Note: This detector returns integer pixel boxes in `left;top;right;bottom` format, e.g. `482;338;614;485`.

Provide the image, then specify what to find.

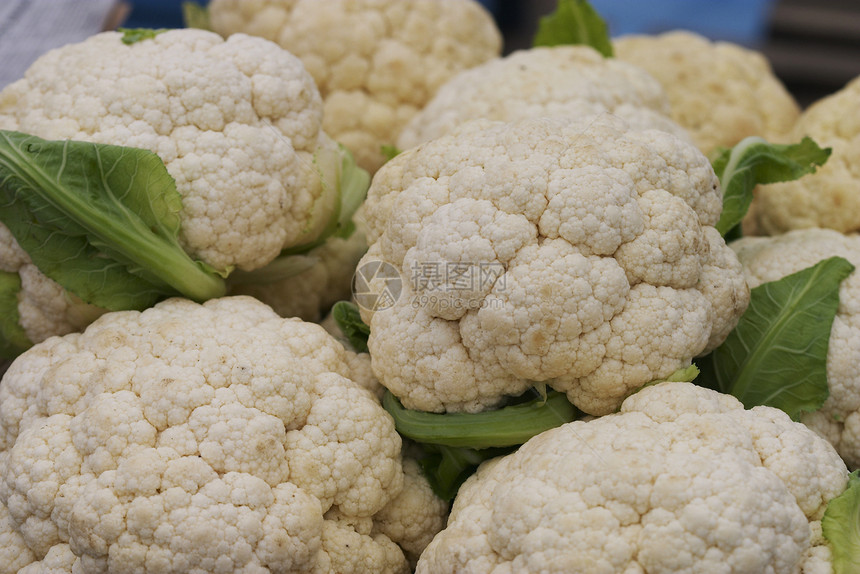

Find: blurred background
119;0;860;107
4;0;859;108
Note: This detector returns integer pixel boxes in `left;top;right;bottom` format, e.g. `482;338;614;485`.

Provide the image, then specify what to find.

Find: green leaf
663;364;700;382
382;388;579;449
532;0;613;57
331;300;370;353
413;443;511;502
0;270;32;358
118;28;169;45
627;365;700;400
712;136;831;237
0;130;226;310
389;388;580;500
182;1;212;30
696;256;854;419
334;146;370;240
380;144;402;163
226;254;318;286
823;471;860;574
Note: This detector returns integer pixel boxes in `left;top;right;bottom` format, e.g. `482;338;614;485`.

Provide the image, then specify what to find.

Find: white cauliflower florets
0;296;447;573
397;44;690;150
416;382;849;574
359;115;749;415
747;75;860;235
731;227;860;469
613;30;800;156
208;0;502;172
0;28;338;346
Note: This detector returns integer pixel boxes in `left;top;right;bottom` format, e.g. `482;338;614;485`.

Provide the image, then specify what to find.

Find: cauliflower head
613;30;800;156
416;382;850;574
0;296;447;573
748;76;860;235
397;45;690;150
0;28;341;347
208;0;502;173
731;227;860;469
358;115;750;415
0;28;331;272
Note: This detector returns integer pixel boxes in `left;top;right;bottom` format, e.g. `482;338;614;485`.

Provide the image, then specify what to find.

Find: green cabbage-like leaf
0;130;226;310
413;443;511;502
823;471;860;574
532;0;613;57
334;146;370;240
225;254;318;287
118;28;169;45
0;270;32;358
696;256;854;419
331;300;370;353
711;136;831;238
181;1;212;30
380;144;402;163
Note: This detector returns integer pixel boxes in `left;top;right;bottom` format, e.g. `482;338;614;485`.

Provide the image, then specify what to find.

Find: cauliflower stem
385;389;580;501
383;389;579;449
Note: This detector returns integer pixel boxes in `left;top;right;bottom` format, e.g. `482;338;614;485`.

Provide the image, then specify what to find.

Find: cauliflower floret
398;44;690;150
613;30;800;156
208;0;502;172
0;296;447;572
731;227;860;469
416;382;850;574
748;75;860;235
373;458;449;569
359;115;749;415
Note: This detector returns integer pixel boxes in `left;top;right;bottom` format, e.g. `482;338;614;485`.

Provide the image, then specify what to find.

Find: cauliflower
207;0;502;173
227;217;368;322
0;28;369;352
0;28;330;272
747;75;860;235
397;44;690;150
0;296;447;573
358;114;750;415
416;381;851;574
613;30;800;156
730;228;860;469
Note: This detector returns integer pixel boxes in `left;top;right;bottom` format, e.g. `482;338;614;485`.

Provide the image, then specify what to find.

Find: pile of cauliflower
2;0;860;573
